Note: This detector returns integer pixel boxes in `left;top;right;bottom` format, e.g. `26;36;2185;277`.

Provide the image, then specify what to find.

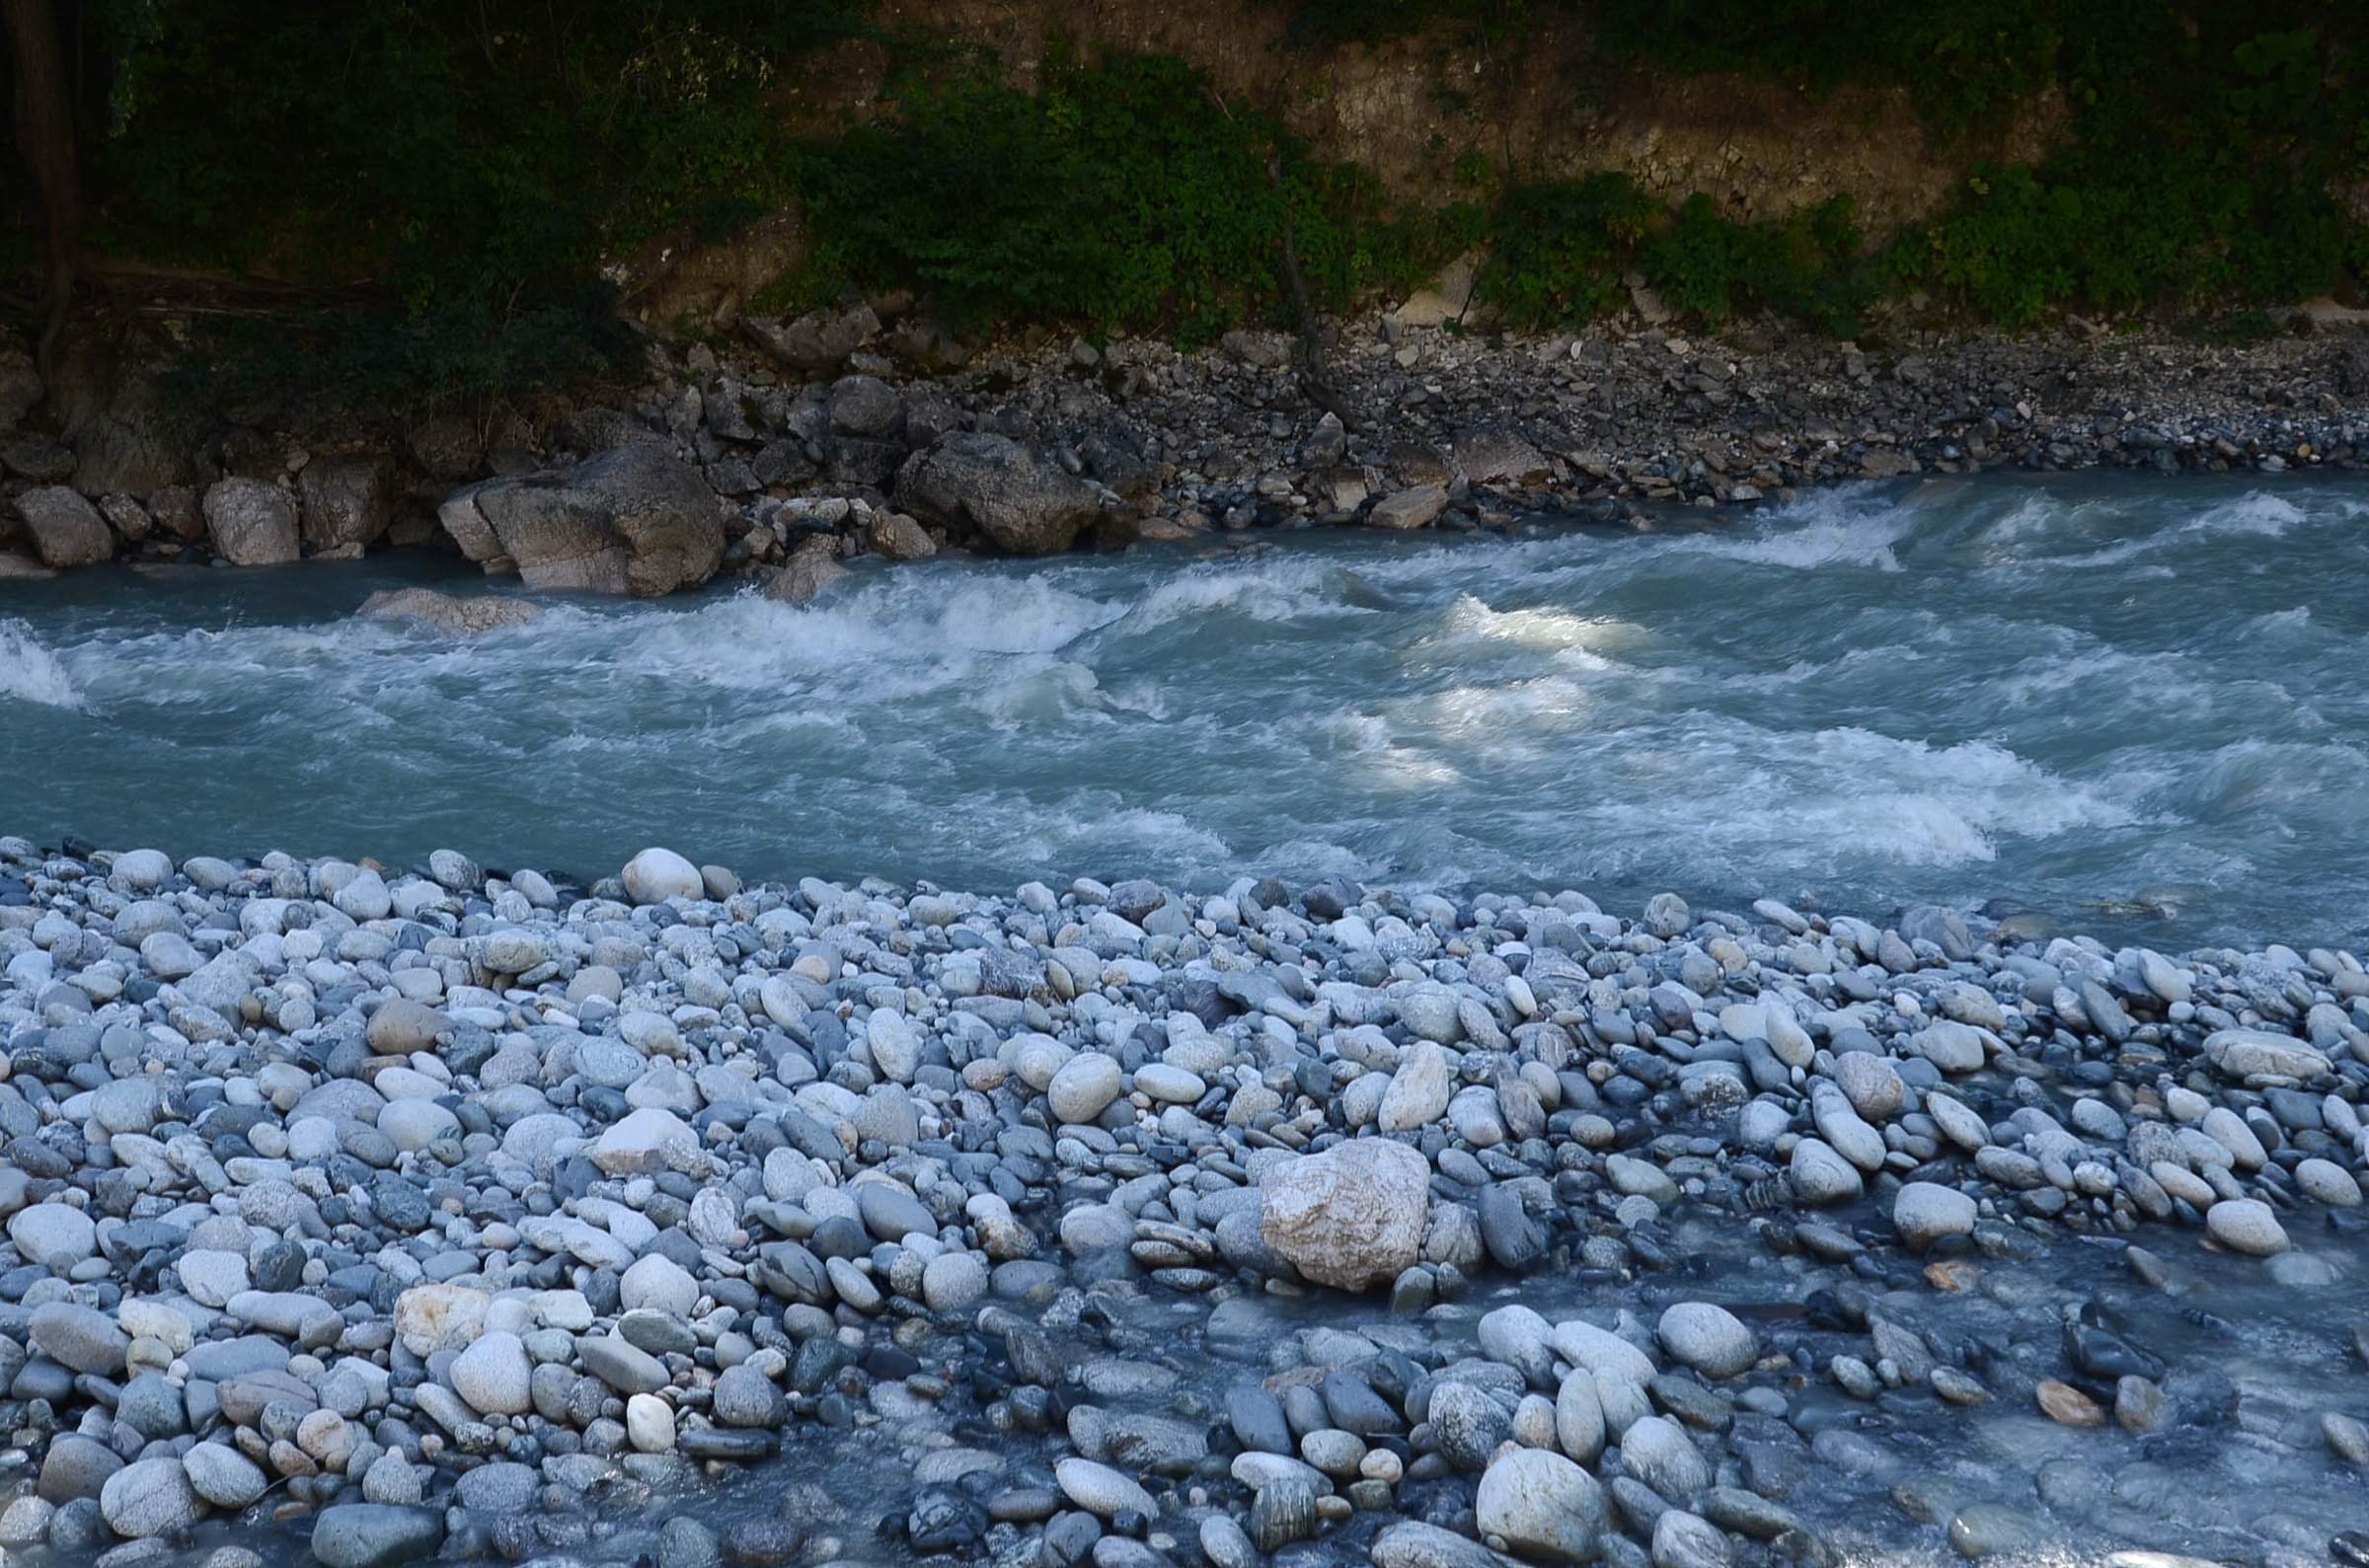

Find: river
7;474;2365;950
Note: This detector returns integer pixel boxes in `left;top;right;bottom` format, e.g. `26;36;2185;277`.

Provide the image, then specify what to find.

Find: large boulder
895;432;1100;557
1369;485;1448;530
100;1456;204;1538
65;374;191;496
311;1505;443;1568
0;336;39;428
1260;1138;1431;1292
1474;1449;1605;1562
621;847;703;904
743;301;881;375
298;455;397;557
203;478;301;565
438;442;724;595
14;485;114;566
357;587;540;635
1453;426;1551;485
763;537;847;606
2204;1027;2330;1082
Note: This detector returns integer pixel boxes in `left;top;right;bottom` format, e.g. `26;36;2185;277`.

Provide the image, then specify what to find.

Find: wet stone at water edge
0;835;2366;1567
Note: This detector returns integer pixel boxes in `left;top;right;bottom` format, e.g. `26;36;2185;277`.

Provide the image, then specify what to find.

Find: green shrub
1602;2;2368;326
1478;177;1876;335
795;51;1465;343
1480;174;1656;325
77;0;866;410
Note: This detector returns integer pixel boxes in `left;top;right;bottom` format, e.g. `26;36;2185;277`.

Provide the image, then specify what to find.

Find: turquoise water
5;474;2366;948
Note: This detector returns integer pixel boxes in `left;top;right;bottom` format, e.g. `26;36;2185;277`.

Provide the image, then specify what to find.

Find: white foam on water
969;660;1109;727
997;801;1239;868
2247;606;2314;636
1414;675;1595;735
0;619;86;710
2173;738;2369;820
1992;645;2203;708
550;577;1126;705
1435;595;1635;659
1123;556;1376;630
2194;491;2310;537
1584;722;2142;873
1978;491;2078;543
2055;489;2317;567
1673;489;1916;571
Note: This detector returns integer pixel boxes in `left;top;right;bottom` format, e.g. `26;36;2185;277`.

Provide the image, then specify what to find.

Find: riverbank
6;308;2368;594
2;834;2365;1567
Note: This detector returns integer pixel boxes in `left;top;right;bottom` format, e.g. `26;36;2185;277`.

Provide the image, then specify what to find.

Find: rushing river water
4;474;2367;948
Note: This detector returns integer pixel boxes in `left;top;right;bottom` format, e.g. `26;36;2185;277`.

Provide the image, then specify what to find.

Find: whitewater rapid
4;474;2365;946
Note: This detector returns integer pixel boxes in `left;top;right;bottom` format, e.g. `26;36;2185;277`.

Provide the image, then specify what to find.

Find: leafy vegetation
1895;13;2369;324
1475;179;1879;335
1275;0;2369;330
38;1;867;407
1598;3;2368;324
6;1;2364;410
794;51;1469;344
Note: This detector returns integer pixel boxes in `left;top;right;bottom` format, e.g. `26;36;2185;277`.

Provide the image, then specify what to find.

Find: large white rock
1810;1086;1885;1172
450;1330;533;1415
1378;1042;1454;1132
1653;1509;1733;1568
591;1106;706;1175
620;1253;700;1316
1655;1303;1756;1380
2204;1198;2289;1257
2205;1028;2330;1082
1893;1182;1978;1250
1475;1448;1605;1561
1260;1138;1431;1292
392;1283;491;1356
1789;1138;1863;1205
621;847;703;905
183;1442;267;1508
102;1456;204;1537
1555;1371;1606;1463
626;1392;675;1453
1047;1052;1124;1124
1904;1020;1988;1074
7;1203;97;1270
1550;1319;1657;1384
1055;1456;1156;1519
1620;1414;1711;1502
109;849;174;892
2298;1157;2363;1207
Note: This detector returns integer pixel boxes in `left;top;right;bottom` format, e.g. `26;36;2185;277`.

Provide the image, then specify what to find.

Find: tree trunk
1265;154;1359;432
4;0;80;383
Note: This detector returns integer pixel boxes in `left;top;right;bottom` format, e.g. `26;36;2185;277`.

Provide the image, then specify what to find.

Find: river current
4;474;2366;949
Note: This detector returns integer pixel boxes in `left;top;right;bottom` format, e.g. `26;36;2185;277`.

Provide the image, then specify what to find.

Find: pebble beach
2;836;2366;1568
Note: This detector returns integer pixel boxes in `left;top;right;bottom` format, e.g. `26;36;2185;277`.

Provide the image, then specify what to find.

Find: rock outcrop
202;478;301;566
895;432;1101;557
438;443;724;595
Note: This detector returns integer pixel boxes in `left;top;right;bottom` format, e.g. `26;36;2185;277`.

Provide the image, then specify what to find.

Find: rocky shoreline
5;306;2368;605
2;834;2366;1568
